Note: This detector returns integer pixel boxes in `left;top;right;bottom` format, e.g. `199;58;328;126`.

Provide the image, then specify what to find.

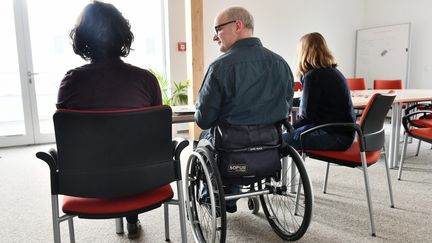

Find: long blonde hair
295;32;337;78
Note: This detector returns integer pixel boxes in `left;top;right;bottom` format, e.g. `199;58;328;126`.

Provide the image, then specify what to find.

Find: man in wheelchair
188;7;312;242
194;6;294;213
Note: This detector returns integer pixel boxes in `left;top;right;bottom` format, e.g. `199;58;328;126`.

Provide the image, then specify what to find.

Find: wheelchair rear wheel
185;145;227;243
259;145;313;241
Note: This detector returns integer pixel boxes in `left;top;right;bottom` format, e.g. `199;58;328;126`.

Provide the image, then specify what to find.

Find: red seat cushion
305;141;381;167
409;128;432;143
62;184;173;216
416;105;432;111
411;119;432;128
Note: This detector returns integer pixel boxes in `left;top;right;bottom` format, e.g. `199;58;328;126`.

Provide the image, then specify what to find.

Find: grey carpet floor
1;127;431;242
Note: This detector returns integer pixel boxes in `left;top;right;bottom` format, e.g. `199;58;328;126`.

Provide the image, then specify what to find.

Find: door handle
27;71;39;84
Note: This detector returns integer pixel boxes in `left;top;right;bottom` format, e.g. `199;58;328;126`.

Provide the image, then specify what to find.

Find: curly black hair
69;1;134;61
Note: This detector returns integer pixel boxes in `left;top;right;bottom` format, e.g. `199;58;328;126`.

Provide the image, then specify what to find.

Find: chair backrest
373;79;403;89
53;106;177;198
346;78;366;91
294;81;303;91
358;92;396;151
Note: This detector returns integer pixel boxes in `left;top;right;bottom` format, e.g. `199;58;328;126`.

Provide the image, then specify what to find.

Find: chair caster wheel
248;197;260;214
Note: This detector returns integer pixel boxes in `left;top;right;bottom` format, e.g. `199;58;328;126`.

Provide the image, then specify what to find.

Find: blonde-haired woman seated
284;32;355;150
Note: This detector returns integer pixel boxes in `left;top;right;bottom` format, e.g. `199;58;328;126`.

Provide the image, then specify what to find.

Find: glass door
0;0;34;147
25;0;87;143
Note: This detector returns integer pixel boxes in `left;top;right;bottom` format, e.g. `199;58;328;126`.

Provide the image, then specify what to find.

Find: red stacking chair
374;79;406;118
346;78;366;91
294;81;303;91
373;79;403;89
402;103;432;156
405;103;432;127
347;78;367;118
35;106;188;243
398;109;432;180
300;92;396;236
291;81;303;121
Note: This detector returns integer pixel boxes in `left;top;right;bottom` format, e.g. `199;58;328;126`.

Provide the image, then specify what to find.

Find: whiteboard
355;23;411;89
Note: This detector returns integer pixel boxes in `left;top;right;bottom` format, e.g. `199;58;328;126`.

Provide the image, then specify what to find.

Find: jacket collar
229;37;262;51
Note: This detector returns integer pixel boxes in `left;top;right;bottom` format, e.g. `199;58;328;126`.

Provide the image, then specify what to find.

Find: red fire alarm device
177;42;186;51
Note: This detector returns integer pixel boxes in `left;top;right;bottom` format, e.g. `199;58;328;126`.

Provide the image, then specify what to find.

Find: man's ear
235;20;243;33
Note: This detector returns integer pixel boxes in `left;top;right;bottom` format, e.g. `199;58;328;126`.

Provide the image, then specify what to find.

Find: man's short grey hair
224;6;254;32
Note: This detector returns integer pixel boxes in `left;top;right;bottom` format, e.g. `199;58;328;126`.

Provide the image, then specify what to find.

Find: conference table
172;105;198;124
172;113;195;124
171;89;432;169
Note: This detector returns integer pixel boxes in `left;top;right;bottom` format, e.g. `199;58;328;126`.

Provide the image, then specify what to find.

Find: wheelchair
184;122;313;242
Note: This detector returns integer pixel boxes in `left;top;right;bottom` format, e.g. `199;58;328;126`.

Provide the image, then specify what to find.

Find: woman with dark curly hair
57;1;162;238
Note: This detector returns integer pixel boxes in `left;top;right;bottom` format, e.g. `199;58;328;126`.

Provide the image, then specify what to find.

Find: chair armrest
172;137;189;161
300;122;364;151
403;110;432;131
280;118;294;133
405;103;432;115
276;119;293;157
35;149;59;194
36;149;57;172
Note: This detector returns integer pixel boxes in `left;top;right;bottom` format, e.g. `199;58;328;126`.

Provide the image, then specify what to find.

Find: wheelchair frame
184;140;314;242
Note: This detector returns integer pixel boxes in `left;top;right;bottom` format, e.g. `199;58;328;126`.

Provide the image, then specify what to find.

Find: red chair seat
411;119;432;128
63;184;173;217
416;105;432;111
305;141;382;167
409;128;432;143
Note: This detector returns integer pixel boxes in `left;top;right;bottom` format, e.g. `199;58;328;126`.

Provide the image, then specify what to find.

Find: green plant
149;69;189;106
171;80;189;106
149;69;171;105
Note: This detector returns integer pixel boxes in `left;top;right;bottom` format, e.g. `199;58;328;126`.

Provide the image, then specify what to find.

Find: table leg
388;103;402;169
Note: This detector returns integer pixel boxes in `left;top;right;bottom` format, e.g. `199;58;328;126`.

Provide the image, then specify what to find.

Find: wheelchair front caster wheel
248;197;260;214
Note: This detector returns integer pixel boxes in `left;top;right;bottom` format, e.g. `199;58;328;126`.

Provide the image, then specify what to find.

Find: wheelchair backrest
214;123;283;185
215;123;282;151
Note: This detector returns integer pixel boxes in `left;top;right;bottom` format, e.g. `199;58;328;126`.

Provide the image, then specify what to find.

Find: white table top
351;89;432;108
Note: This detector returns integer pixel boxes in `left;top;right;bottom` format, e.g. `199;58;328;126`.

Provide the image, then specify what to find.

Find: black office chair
36;106;188;242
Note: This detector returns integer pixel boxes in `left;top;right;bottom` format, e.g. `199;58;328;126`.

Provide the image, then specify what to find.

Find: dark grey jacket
195;37;293;129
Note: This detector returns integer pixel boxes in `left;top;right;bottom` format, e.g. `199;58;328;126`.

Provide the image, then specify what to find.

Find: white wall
167;0;432;89
202;0;365;79
165;0;188;84
363;0;432;88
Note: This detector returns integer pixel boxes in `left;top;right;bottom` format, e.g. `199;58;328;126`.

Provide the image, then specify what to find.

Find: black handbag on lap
214;123;282;185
